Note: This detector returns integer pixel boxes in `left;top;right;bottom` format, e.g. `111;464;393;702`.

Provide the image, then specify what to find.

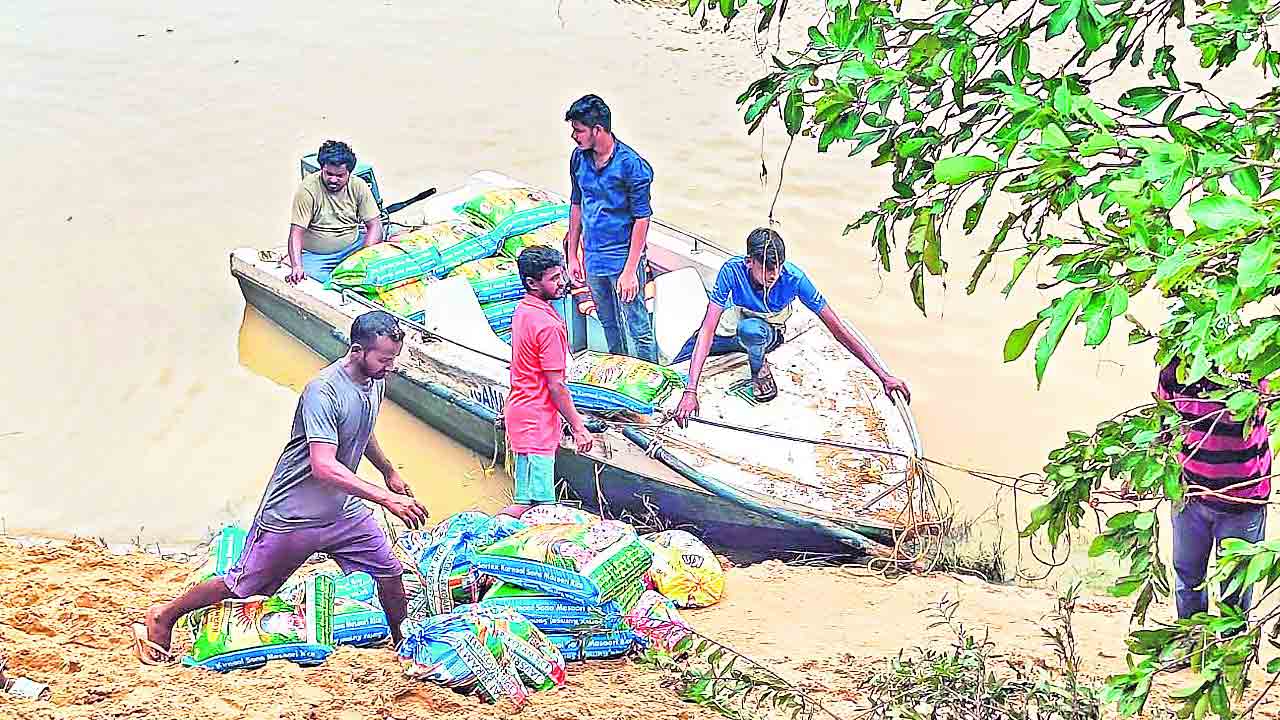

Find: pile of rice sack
394;507;726;704
326;186;689;415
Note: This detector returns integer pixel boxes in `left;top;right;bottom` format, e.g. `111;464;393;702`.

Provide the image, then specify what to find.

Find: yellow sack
641;530;725;608
364;279;430;322
502;220;567;259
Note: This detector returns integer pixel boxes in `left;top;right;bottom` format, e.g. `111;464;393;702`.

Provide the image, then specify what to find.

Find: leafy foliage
694;0;1280;714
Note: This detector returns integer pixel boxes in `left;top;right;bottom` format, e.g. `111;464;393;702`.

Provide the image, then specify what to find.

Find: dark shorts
222;511;402;598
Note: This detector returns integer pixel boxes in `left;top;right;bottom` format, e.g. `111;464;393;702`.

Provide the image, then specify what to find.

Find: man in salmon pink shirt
501;246;594;517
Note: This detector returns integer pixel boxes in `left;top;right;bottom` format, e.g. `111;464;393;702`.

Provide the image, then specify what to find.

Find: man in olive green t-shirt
287;140;384;285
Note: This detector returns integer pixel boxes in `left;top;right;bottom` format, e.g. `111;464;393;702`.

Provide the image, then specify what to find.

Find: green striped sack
448;257;524;304
481;298;521;336
329;221;482;291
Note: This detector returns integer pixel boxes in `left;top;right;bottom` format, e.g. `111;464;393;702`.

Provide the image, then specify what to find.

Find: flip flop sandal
131;623;174;666
753;372;779;403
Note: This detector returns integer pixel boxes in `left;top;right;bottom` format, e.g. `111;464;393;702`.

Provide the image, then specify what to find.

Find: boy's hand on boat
882;376;911;403
286;265;306;285
383;493;429;529
674;390;699;429
571;423;594;453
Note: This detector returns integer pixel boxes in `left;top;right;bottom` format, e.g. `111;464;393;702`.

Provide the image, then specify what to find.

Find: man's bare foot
140;605;173;663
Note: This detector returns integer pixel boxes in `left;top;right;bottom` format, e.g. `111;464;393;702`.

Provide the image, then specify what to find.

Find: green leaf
1231;166;1262;200
866;80;896;104
1078;8;1102;50
1035;289;1088;386
1118;86;1169;115
1012;42;1029;82
1165;471;1184;502
1227;389;1260;419
1047;0;1082;38
1041;123;1071;148
1080;132;1118;157
1089;533;1116;557
1004;317;1045;361
1155;248;1202;292
783;90;804;136
910;263;926;313
911;211;944;276
850;130;886;155
1133;511;1155;530
1082;286;1128;346
1244;551;1272;589
1188;194;1264;230
1237;236;1276;291
933;155;997;184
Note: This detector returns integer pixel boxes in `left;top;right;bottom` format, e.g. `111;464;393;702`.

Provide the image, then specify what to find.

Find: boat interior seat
652;266;710;365
420;276;513;363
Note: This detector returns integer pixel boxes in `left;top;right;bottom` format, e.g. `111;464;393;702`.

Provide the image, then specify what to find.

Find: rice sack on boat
329;221;483;291
449;257;524;304
502;221;567;259
567;351;685;415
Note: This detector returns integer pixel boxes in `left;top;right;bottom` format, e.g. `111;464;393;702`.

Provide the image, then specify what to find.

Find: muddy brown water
10;0;1218;556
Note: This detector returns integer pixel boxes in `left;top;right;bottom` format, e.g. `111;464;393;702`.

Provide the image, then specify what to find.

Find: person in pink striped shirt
1158;360;1270;620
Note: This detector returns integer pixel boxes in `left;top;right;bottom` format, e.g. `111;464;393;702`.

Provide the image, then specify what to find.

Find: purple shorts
222;511;402;598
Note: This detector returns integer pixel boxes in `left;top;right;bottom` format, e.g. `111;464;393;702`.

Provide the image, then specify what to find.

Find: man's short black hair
518;246;565;289
351;310;404;348
565;94;611;133
747;227;785;269
317;140;357;172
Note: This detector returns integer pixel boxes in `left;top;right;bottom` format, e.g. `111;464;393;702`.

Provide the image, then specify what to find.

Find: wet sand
0;537;1146;720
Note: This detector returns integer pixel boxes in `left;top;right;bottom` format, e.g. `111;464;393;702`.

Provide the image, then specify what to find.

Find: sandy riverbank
0;535;1219;720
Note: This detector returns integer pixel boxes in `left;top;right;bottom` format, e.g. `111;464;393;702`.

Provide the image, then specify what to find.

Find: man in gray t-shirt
133;311;429;664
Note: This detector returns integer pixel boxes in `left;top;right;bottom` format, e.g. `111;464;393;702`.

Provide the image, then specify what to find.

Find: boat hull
235;272;864;554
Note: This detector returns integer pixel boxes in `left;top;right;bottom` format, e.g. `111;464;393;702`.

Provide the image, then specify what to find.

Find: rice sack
362;278;430;322
546;630;635;661
326;571;391;647
329;221;483;290
467;581;627;634
473;521;652;606
399;605;565;705
397;512;520;618
178;525;247;633
502;220;567;259
184;574;335;672
449;257;524;304
641;530;725;608
519;504;600;527
567;351;686;415
624;590;691;653
481;298;520;337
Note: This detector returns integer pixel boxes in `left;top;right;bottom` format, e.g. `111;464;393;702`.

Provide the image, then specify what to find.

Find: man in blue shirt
674;228;910;424
564;94;658;362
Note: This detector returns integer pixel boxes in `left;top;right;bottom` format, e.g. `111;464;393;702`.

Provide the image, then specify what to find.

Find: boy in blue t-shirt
674;228;910;423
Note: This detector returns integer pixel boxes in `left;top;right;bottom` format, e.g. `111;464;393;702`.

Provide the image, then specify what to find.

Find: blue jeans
672;317;783;377
1172;499;1267;618
301;234;364;286
587;264;656;362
